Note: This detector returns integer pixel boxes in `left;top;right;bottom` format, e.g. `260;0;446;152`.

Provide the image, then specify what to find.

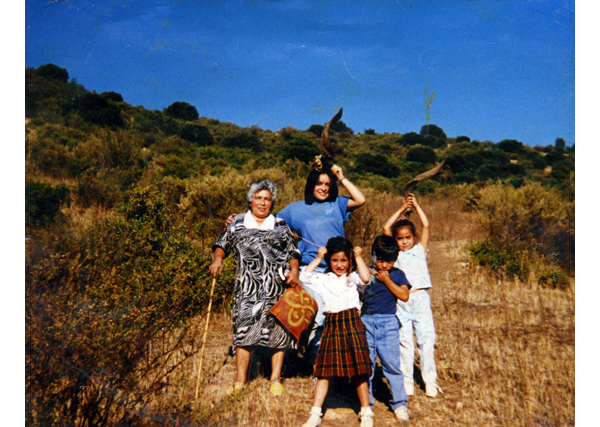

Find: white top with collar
243;211;275;230
300;270;368;313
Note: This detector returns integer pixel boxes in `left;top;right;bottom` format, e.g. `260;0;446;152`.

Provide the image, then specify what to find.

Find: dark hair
324;236;354;273
391;219;417;238
304;169;339;205
371;235;400;262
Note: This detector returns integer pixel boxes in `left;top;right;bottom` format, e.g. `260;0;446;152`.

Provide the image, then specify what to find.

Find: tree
555;137;566;154
37;63;69;83
178;123;214;146
101;91;124;102
68;92;124;127
165;101;199;121
398;132;425;146
353;153;400;178
307;124;324;138
497;139;526;154
406;146;437;165
456;135;471;143
420;124;447;141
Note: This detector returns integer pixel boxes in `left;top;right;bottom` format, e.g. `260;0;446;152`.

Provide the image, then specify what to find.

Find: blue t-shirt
361;267;410;316
276;196;351;269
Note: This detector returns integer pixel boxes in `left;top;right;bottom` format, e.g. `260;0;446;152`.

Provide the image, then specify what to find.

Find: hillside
25;64;575;426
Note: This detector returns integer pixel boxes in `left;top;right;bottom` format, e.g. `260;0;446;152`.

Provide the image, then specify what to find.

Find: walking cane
195;276;217;400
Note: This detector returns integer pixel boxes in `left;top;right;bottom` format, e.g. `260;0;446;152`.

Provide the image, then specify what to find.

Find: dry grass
120;197;574;427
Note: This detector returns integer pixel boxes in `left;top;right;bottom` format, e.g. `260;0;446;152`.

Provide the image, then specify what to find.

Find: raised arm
304;246;327;275
353;246;371;284
331;164;365;210
383;197;413;236
409;194;430;252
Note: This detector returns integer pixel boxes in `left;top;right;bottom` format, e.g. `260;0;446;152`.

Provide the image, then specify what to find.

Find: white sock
310;406;322;416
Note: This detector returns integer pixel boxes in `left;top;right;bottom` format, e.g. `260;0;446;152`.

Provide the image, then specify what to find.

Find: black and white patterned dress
213;213;302;350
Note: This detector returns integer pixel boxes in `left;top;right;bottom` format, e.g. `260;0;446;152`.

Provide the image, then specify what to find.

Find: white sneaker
301;409;322;427
359;407;374;427
425;383;442;398
394;406;410;421
404;382;414;396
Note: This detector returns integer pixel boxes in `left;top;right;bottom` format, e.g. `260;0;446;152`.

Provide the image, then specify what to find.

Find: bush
25;184;232;426
283;134;320;164
470;182;574;273
68;92;124;127
37;63;69;83
100;91;124;102
538;267;570;289
178;122;214;146
406;146;437;164
468;238;530;280
25;181;70;226
497;139;526;154
456;135;471;143
398;132;425;146
220;131;263;151
165;101;199;121
353;152;400;178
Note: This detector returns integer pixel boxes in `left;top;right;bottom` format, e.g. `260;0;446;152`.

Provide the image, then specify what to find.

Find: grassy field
123;197;575;427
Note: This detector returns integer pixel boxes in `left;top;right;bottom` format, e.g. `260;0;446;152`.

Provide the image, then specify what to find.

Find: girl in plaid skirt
300;237;375;427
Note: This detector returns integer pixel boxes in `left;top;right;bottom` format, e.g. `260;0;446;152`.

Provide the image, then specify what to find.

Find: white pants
396;289;437;385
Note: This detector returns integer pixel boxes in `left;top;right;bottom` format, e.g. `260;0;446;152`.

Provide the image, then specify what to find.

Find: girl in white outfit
383;193;441;398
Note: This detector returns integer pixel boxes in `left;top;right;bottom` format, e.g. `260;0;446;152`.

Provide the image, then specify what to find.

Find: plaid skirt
314;308;373;378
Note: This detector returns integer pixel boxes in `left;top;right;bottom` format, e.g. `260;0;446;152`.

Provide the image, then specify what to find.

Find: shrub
470;182;574;273
165;101;199;121
178;122;214;146
283;134;320;164
36;63;69;83
406;146;437;165
497;139;526;154
25;184;233;426
353;152;400;178
68;92;124;127
398;132;425;146
100;91;124;102
25;181;70;226
456;135;471;143
538;267;570;289
468;238;530;280
220;131;263;151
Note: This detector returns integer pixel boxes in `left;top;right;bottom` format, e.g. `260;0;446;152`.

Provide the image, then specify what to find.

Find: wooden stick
195;276;217;400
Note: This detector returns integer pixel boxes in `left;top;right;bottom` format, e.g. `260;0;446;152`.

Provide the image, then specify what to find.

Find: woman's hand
225;213;236;227
285;270;300;287
330;164;344;181
208;260;223;276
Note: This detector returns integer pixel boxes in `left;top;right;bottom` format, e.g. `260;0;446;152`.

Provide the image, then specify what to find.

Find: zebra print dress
213;213;302;351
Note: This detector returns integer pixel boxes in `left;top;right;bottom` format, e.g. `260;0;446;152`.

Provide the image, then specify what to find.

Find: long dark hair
324;236;354;273
304;169;339;205
391;219;417;238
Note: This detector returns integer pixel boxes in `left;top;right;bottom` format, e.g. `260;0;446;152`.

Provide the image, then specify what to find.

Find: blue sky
24;0;574;147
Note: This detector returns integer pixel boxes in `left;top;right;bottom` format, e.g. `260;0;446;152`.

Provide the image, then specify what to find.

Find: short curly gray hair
247;180;277;210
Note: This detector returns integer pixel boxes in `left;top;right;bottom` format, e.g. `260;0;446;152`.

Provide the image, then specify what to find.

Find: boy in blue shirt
361;235;411;421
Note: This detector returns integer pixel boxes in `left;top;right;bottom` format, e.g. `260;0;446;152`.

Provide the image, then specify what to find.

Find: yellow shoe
226;382;245;396
269;380;284;396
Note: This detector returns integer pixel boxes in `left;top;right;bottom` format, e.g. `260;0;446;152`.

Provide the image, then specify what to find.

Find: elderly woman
209;180;301;396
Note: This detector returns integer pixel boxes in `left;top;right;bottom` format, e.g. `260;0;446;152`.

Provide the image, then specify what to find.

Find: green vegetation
25;64;575;426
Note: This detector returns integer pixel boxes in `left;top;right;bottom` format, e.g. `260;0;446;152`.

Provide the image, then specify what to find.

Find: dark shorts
314;308;372;378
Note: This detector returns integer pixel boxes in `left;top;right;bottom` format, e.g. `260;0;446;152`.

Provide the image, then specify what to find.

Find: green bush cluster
468;238;530;280
25;184;234;426
538;267;570;289
25;181;70;226
468;182;574;275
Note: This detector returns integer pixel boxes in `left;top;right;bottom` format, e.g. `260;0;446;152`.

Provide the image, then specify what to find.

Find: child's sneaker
404;382;414;396
269;379;284;396
425;383;442;398
394;406;410;421
359;407;374;427
301;408;322;427
225;382;245;396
